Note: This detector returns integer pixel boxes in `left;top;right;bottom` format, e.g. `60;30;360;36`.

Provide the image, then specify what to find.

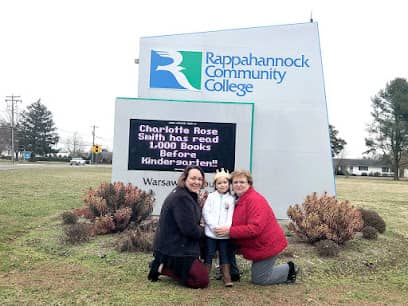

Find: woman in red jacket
215;169;298;285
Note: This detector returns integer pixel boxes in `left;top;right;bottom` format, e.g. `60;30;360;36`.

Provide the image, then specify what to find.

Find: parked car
69;157;86;166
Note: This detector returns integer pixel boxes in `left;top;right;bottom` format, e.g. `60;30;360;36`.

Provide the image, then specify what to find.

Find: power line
57;127;112;143
5;94;22;164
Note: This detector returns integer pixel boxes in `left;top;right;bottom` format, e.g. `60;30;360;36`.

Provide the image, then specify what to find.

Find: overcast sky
1;0;407;158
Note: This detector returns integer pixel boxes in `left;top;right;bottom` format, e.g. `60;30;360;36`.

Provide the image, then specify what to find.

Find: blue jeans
205;238;229;265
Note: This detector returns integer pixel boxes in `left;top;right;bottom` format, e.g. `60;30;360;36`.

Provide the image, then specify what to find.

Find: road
0;162;111;170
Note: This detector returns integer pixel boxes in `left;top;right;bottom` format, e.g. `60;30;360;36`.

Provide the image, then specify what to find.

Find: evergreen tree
17;99;59;157
0;119;11;153
365;78;408;180
329;124;347;157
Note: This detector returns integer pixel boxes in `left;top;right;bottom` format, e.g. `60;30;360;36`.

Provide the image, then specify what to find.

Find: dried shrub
116;228;155;253
114;207;132;231
125;186;155;225
287;192;363;244
86;195;108;217
138;218;159;232
62;223;93;244
359;208;386;233
72;182;155;235
94;216;115;235
73;206;94;220
62;211;78;224
315;239;340;257
362;226;378;240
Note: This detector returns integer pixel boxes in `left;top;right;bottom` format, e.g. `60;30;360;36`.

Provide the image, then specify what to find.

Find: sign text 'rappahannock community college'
149;50;311;97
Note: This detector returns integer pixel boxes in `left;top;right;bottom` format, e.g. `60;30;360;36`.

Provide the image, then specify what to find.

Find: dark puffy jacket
230;188;288;261
153;187;204;257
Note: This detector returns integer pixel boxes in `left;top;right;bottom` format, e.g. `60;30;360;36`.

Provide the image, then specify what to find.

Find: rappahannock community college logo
149;50;202;91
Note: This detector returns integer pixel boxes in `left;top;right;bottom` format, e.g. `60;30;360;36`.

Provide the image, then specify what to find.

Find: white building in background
334;158;408;178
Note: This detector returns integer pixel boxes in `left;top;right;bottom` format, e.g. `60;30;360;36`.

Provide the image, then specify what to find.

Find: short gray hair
230;169;253;186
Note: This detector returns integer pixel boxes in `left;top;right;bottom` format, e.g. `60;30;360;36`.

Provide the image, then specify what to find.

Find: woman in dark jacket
215;169;299;285
148;165;209;288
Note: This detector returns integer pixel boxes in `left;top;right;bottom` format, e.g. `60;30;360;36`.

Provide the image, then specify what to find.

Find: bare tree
1;99;22;157
64;132;84;156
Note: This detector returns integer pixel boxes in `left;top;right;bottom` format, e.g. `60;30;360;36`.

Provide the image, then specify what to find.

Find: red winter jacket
229;188;288;261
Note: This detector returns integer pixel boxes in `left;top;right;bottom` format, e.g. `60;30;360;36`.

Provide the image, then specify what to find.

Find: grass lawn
0;168;407;305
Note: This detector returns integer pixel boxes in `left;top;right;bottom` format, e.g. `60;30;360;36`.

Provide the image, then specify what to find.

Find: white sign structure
135;22;335;218
112;98;254;215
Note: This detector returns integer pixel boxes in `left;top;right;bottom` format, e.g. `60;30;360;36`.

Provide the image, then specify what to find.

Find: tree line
1;100;92;159
0;99;59;159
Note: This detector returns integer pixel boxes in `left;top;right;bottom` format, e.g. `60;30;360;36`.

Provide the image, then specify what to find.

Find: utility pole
91;125;98;164
5;94;22;165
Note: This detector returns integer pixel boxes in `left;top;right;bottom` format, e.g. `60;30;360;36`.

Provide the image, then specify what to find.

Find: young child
202;168;235;287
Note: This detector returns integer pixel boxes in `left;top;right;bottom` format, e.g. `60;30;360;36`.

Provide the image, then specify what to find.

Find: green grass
0;170;407;305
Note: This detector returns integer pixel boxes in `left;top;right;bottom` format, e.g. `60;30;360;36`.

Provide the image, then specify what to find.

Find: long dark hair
177;165;205;188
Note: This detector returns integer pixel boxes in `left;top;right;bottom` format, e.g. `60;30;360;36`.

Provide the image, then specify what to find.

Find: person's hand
214;226;230;237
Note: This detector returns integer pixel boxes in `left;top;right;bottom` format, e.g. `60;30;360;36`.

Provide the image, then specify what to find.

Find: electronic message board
128;119;236;172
